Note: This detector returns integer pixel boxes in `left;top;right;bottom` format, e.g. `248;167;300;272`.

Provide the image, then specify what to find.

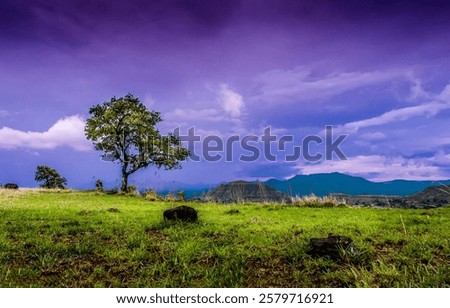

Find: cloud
408;77;431;100
0;115;91;151
166;108;229;124
143;94;155;108
438;83;450;101
340;81;450;132
359;132;386;141
236;162;297;179
0;110;10;117
298;155;447;182
218;84;244;117
343;102;449;132
252;67;405;104
164;84;245;130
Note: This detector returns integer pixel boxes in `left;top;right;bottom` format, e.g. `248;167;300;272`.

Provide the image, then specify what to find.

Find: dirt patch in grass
145;227;167;241
244;255;297;287
375;239;408;253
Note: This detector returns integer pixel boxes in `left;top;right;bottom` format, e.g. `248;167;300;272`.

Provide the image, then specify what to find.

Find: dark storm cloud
0;0;37;40
0;0;241;47
270;0;450;23
3;0;450;46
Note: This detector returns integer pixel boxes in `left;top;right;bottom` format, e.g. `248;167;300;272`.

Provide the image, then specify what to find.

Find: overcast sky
1;0;450;189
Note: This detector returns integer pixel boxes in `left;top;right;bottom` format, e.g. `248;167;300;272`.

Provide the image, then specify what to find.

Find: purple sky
1;0;450;189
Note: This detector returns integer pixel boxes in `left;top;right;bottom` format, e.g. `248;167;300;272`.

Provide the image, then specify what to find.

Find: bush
34;165;67;189
143;189;161;201
3;183;19;189
95;179;104;192
164;193;179;202
177;190;185;201
291;194;346;208
105;188;118;195
125;185;139;196
161;191;187;202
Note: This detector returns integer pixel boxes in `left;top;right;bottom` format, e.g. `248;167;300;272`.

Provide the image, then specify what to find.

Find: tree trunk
121;172;129;192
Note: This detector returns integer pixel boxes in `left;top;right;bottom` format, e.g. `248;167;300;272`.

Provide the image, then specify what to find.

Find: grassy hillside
0;189;448;287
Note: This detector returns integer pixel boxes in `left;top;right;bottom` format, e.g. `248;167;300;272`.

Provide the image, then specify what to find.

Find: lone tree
35;165;67;189
85;94;189;192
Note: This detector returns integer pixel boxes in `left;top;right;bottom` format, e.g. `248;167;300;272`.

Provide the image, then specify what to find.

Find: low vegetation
291;194;347;207
0;189;448;287
2;183;19;190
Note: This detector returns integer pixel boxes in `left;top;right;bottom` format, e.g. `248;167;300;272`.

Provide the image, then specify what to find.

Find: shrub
291;194;346;208
95;179;104;192
105;188;118;195
125;185;139;196
143;189;161;201
164;193;179;202
177;190;185;201
34;165;67;189
3;183;19;189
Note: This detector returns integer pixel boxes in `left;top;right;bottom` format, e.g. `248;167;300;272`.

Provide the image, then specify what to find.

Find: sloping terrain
204;181;291;204
332;185;450;208
408;185;450;206
265;172;450;197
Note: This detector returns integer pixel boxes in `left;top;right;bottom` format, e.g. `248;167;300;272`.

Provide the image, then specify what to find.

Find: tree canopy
85;94;189;192
35;165;67;189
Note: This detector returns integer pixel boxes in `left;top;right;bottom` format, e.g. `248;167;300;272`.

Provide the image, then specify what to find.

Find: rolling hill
264;172;450;197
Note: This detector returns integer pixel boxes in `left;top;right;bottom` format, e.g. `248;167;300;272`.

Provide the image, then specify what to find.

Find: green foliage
0;190;448;287
34;165;67;189
125;185;139;196
84;93;189;192
95;179;104;192
3;183;19;189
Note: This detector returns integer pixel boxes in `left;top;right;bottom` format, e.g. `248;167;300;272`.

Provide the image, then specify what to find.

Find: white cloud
164;84;245;132
0;110;10;117
359;132;386;141
252;67;405;104
0;115;91;151
343;102;449;132
143;94;155;107
298;155;447;182
339;81;450;132
427;151;450;166
166;108;229;123
438;83;450;101
408;77;431;101
217;84;245;117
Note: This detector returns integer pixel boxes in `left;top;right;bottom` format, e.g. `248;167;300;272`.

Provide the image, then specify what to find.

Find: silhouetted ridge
204;181;291;203
264;172;450;197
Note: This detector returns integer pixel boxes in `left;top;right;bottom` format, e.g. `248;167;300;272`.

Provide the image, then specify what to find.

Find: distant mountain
409;185;450;204
264;172;450;197
203;181;291;203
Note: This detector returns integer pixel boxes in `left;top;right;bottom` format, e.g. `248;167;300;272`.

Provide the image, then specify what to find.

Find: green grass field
0;189;448;287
